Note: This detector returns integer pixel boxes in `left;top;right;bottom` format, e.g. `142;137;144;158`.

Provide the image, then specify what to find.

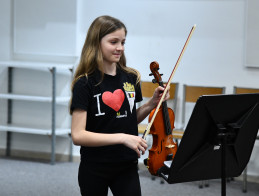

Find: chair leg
198;181;204;188
150;176;165;184
199;180;209;188
227;177;234;182
243;167;247;193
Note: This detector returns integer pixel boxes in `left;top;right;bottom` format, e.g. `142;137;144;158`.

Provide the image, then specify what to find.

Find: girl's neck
103;62;117;76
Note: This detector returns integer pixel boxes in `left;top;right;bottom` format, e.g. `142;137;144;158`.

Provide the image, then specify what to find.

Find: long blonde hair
70;15;140;114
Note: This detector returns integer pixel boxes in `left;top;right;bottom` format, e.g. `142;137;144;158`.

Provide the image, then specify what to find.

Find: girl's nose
116;43;124;50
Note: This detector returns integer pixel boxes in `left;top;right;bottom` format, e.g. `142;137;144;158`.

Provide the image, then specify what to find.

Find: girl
70;15;169;196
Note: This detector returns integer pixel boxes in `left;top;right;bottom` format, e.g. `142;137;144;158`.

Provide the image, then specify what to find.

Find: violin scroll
149;61;163;84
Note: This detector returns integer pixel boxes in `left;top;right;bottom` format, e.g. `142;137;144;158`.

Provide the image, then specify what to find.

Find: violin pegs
149;73;153;76
152;79;157;84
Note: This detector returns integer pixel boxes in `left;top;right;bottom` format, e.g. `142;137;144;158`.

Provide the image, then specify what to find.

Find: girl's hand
151;84;170;108
121;134;148;158
136;84;170;125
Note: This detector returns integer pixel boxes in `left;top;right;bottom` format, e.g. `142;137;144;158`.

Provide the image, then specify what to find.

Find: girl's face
100;28;126;67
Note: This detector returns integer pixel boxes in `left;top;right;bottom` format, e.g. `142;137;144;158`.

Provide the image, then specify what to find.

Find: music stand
158;93;259;196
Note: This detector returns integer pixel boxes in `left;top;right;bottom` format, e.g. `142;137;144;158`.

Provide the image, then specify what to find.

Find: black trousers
78;160;141;196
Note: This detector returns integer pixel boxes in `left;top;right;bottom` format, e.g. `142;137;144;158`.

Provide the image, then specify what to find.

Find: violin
143;61;178;176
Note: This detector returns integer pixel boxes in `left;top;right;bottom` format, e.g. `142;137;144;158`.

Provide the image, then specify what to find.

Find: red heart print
102;89;125;112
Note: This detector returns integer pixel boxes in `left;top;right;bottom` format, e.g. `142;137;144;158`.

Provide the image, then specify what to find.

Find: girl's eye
110;41;117;44
110;40;125;45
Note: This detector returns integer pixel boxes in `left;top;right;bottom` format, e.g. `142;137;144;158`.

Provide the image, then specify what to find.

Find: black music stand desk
159;94;259;196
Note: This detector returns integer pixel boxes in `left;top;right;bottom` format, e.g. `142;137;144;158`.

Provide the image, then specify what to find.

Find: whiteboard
245;0;259;68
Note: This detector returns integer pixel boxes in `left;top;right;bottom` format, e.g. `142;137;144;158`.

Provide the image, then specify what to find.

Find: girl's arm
71;109;147;157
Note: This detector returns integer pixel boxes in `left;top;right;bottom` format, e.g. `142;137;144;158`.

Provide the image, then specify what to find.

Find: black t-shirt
71;68;143;162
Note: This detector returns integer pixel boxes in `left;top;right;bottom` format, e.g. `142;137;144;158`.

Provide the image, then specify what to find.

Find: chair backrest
140;81;179;111
233;86;259;140
182;85;226;128
233;86;259;94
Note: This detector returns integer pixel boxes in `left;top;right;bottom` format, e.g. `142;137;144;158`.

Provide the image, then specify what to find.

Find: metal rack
0;61;74;164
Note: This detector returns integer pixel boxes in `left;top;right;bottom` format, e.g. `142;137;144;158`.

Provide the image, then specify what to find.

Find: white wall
0;0;12;60
1;0;259;176
76;0;259;176
13;0;77;58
